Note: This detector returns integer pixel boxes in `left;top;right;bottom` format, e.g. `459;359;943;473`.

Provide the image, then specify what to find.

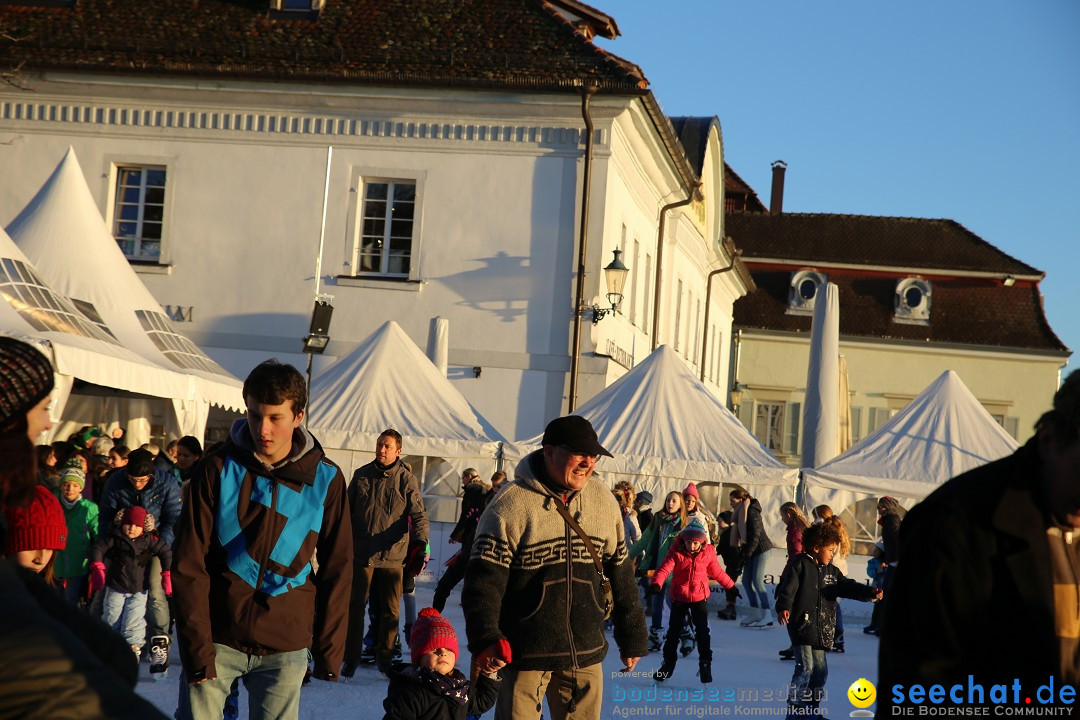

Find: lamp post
302;294;334;423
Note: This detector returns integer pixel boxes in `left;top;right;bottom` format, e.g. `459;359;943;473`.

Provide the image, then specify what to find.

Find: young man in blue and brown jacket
173;360;353;720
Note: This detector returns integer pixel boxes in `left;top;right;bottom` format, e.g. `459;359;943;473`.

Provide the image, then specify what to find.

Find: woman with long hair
0;336;167;717
729;488;775;627
630;490;688;650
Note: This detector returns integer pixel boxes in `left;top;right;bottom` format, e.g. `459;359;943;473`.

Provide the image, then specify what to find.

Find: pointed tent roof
306;321;506;458
7;148;243;411
0;224;192;399
514;345;798;488
802;370;1019;504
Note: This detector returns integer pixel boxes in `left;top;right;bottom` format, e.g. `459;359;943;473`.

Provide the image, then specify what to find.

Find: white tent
801;369;1020;542
0;225;199;442
507;345;799;542
306;320;507;522
7;148;243;441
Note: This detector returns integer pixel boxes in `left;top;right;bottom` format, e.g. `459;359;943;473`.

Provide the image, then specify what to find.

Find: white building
0;0;750;442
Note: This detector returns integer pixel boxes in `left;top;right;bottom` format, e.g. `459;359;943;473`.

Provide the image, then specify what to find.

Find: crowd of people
2;332;1078;720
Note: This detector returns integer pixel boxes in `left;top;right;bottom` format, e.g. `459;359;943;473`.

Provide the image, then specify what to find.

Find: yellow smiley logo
848;678;876;709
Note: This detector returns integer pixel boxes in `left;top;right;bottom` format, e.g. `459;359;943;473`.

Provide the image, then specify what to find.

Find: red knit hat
123;506;147;528
410;608;458;665
3;485;67;553
683;482;700;499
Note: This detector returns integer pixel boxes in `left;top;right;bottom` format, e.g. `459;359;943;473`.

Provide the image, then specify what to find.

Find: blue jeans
176;643;308;720
787;645;828;716
102;588;147;647
648;587;672;628
742;552;769;609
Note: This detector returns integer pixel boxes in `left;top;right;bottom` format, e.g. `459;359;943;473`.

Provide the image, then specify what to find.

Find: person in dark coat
382;608;500;720
864;495;904;635
635;491;654;534
776;523;880;718
0;336;168;719
432;469;488;613
729;489;775;626
877;370;1080;715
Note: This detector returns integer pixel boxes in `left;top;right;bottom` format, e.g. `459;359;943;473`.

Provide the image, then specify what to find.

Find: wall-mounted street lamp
729;382;744;414
588;249;630;324
303;294;335;354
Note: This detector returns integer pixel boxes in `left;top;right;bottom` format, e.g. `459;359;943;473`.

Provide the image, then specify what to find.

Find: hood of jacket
227;418;322;486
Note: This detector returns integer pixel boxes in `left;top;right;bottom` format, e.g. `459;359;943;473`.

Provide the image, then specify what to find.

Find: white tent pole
314;145;333;298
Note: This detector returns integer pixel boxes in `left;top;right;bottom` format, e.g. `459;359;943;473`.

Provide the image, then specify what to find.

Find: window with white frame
113;165;167;262
754;402;785;452
353;180;417;277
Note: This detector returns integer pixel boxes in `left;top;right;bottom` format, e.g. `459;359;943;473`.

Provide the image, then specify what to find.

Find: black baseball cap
540;415;612;458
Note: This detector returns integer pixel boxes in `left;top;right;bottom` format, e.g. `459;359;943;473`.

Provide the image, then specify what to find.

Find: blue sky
597;0;1079;376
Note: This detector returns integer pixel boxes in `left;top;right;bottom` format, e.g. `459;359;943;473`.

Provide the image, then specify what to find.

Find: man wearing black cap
98;446;181;658
463;415;648;720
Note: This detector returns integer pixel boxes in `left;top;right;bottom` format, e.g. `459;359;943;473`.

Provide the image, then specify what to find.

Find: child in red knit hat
3;484;68;585
381;607;501;720
89;505;172;661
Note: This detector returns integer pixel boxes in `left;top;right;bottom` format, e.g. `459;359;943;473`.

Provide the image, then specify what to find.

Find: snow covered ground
136;579;880;719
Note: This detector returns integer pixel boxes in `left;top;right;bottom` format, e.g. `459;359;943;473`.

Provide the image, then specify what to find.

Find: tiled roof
723;163;767;213
733;270;1068;353
0;0;648;92
726;211;1042;277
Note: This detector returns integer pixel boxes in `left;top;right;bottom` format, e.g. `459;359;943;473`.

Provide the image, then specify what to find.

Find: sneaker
831;643;845;653
148;635;170;678
359;647;378;665
778;648;794;660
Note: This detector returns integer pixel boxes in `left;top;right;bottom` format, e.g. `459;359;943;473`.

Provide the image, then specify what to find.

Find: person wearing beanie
635;491;654;534
0;337;168;718
3;484;68;585
648;517;736;684
97;444;181;657
0;336;55;443
90;505;172;661
54;467;100;607
382;608;500;720
682;481;720;546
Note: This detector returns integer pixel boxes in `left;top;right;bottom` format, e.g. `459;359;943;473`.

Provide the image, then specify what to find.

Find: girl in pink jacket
649;518;736;684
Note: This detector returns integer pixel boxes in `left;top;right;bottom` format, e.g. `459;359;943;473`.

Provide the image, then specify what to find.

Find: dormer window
269;0;324;17
895;277;931;324
788;270;827;315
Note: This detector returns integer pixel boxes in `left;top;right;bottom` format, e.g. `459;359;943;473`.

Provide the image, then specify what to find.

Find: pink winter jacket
651;539;734;603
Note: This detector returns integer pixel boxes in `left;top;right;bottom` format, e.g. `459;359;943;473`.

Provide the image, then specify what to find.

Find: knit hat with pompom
410;607;458;665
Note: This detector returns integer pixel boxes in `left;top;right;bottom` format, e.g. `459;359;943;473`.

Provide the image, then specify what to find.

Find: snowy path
137;579;879;718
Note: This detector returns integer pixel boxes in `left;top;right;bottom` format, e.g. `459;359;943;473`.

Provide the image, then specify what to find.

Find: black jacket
877;440;1067;715
0;559;168;719
775;553;876;650
449;481;489;553
381;663;500;720
92;524;172;594
739;498;774;561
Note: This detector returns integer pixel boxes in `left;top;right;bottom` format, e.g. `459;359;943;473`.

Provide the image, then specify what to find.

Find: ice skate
698;660;713;683
648;627;663;652
679;627;695;657
739;607;766;627
149;634;170;680
653;659;675;683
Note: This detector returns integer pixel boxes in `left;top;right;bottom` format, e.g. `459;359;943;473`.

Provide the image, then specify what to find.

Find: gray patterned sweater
462;451;648;671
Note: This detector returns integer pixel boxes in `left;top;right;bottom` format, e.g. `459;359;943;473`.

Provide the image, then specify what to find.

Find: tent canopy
510;345;798;540
7;148;243;413
802;369;1020;510
307;320;506;460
